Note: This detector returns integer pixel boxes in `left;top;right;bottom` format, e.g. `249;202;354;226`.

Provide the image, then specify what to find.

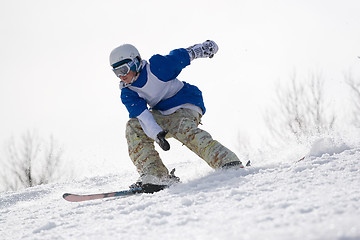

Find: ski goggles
113;58;140;77
112;59;135;77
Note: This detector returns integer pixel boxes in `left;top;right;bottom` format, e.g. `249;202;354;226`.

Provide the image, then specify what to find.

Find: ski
63;187;144;202
63;161;252;202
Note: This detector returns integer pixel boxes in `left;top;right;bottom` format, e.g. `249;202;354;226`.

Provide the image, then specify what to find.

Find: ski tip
62;193;82;202
63;193;71;198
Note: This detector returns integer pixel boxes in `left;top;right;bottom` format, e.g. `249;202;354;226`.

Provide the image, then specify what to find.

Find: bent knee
125;118;147;140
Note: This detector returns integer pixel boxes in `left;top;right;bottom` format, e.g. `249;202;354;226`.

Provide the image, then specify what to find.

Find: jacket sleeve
121;88;163;140
137;109;163;140
149;48;191;81
121;88;148;118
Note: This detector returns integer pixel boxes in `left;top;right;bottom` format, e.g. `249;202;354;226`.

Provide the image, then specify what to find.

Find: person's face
119;70;136;84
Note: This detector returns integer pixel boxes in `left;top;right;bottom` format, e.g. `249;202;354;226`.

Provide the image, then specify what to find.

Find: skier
109;40;244;193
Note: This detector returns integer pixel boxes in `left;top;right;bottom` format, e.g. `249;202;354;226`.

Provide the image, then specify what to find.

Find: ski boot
129;169;180;194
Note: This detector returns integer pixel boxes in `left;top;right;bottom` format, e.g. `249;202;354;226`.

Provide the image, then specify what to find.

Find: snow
1;137;360;240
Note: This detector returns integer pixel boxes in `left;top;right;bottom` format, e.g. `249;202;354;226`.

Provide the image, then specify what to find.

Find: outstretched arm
186;40;219;61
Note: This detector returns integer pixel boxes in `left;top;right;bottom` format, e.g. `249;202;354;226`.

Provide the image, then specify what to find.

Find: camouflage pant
125;108;241;178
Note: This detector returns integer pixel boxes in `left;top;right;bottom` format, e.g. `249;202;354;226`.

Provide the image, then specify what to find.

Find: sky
1;0;360;178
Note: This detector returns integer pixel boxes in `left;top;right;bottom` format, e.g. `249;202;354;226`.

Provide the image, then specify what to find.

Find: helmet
109;44;141;67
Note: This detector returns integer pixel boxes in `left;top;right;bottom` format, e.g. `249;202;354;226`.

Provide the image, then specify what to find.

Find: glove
186;40;219;61
155;130;170;151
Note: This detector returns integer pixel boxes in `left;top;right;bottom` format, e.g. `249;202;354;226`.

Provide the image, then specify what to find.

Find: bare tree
344;72;360;127
37;135;64;185
0;130;64;191
264;72;336;146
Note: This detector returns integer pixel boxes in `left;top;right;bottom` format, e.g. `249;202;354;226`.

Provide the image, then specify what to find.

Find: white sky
1;0;360;177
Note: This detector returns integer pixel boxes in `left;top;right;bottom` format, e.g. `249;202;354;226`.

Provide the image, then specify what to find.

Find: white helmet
109;44;141;67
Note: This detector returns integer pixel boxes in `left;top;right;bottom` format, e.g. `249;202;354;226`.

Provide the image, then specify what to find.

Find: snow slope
1;138;360;240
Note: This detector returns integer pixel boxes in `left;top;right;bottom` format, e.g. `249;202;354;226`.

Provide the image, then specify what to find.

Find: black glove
155;130;170;151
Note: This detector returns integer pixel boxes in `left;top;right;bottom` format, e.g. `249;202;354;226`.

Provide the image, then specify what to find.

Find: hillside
1;138;360;240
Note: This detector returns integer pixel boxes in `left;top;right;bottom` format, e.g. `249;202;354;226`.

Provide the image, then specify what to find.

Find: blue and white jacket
120;48;206;140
